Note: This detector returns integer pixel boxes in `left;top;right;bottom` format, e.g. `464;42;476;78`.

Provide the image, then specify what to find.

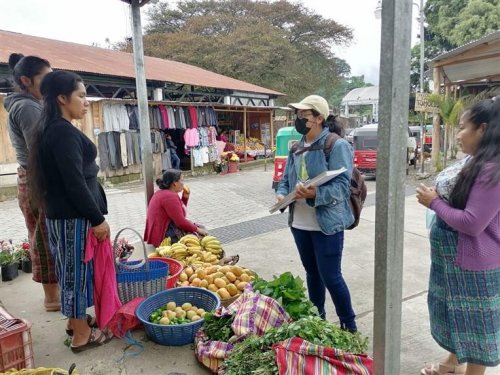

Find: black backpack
291;133;367;229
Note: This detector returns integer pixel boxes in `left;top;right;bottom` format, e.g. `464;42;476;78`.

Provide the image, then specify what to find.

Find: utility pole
373;0;413;373
121;0;154;205
418;0;426;173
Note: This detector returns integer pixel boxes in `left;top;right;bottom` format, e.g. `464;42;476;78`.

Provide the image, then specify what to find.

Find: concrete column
129;0;154;205
373;0;413;374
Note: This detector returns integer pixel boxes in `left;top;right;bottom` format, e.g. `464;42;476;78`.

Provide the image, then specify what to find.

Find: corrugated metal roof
430;30;500;84
431;30;500;62
0;29;283;96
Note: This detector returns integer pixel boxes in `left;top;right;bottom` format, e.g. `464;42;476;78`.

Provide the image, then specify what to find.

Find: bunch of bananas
200;235;223;255
154;242;188;260
150;234;224;267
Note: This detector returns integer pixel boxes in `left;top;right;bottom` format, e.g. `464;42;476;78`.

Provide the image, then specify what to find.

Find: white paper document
269;167;347;214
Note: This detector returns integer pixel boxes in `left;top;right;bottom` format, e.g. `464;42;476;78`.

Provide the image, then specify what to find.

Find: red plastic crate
0;306;34;372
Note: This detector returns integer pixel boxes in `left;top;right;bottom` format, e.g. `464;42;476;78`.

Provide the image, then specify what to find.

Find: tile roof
0;29;283;96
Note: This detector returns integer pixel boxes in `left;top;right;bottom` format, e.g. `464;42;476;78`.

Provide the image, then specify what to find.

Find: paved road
2;165;498;375
1;166;426;246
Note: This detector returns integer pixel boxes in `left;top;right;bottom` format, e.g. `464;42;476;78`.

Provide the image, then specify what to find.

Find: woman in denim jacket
276;95;357;332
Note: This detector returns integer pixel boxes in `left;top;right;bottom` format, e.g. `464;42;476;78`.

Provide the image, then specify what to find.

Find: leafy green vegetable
252;272;318;320
224;316;369;375
202;312;235;342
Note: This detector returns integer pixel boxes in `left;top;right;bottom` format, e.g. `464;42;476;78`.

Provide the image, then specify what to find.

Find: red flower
22;242;30;250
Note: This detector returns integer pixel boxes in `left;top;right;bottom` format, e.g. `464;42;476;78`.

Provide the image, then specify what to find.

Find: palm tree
428;94;463;168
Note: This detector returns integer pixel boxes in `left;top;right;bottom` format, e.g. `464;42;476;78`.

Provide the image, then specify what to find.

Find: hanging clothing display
125;105;139;130
103;103;129;132
97;102;220;172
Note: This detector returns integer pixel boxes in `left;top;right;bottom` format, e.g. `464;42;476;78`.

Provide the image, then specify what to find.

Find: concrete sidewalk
1;183;497;374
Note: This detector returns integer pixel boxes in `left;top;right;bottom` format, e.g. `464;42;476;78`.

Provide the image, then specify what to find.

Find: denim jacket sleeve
276;151;294;197
308;138;353;207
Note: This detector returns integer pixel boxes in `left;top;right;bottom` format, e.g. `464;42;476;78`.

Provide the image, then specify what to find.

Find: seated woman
144;169;207;247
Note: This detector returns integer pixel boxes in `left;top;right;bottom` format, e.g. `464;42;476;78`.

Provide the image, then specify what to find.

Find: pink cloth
184;128;200;147
84;231;122;329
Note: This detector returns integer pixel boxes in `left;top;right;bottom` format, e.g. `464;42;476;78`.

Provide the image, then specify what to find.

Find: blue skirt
428;218;500;366
46;218;94;319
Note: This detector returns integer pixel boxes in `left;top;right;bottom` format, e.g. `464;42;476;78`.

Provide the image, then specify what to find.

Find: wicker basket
114;228;169;304
136;287;220;346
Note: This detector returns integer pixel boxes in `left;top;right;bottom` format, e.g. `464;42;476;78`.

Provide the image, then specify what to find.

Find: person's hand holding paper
295;182;316;200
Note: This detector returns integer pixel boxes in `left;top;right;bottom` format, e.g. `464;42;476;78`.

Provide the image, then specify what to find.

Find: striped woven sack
273;337;373;375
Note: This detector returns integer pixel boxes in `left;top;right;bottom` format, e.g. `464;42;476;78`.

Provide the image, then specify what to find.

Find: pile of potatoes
149;301;206;325
178;264;255;300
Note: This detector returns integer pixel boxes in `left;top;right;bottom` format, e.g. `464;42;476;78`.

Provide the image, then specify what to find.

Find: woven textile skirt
46;218;94;319
17;167;57;284
428;218;500;366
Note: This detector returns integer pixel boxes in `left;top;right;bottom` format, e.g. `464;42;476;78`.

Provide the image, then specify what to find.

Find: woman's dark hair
8;53;50;91
449;97;500;209
156;169;182;190
324;114;344;137
28;70;84;207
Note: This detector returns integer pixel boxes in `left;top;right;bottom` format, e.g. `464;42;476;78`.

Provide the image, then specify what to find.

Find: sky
0;0;422;85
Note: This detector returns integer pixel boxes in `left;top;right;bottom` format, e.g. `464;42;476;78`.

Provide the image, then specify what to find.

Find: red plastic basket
0;307;34;372
149;257;183;289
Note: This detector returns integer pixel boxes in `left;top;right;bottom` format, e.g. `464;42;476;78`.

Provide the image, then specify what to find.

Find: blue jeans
291;227;357;331
171;152;181;169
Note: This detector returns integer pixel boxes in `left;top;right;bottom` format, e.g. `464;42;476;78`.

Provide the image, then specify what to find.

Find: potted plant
0;240;20;281
17;241;32;273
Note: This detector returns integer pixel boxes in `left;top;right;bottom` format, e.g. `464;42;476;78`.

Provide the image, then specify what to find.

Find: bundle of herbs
252;272;318;320
202;312;235;342
223;316;369;375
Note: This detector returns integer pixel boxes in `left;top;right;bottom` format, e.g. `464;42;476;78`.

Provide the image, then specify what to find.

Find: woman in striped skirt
29;71;112;352
417;98;500;375
4;53;59;310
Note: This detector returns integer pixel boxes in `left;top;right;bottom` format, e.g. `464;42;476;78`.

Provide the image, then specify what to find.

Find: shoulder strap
323;132;340;162
291;132;341;159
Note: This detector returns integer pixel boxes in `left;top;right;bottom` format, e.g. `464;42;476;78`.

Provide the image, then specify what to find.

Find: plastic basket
148;257;183;289
114;228;169;304
136;287;220;346
0;307;34;372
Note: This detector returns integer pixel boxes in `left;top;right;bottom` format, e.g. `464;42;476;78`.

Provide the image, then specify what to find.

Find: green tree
424;0;500;57
127;0;353;103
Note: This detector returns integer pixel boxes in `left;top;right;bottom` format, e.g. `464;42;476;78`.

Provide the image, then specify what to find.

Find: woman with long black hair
4;53;59;311
29;70;112;352
417;98;500;375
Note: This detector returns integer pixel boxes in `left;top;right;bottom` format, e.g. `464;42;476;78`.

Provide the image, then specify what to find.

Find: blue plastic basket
136;287;220;346
113;228;169;304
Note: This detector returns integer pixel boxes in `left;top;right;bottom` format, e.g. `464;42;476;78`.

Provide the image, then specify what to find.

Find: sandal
70;327;113;353
66;314;98;336
421;362;466;375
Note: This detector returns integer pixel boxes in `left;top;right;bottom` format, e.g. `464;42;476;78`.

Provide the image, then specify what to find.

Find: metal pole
419;0;426;173
130;0;154;205
243;107;248;163
373;0;412;373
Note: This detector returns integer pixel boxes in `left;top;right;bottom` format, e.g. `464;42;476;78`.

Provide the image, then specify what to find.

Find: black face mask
294;117;311;135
